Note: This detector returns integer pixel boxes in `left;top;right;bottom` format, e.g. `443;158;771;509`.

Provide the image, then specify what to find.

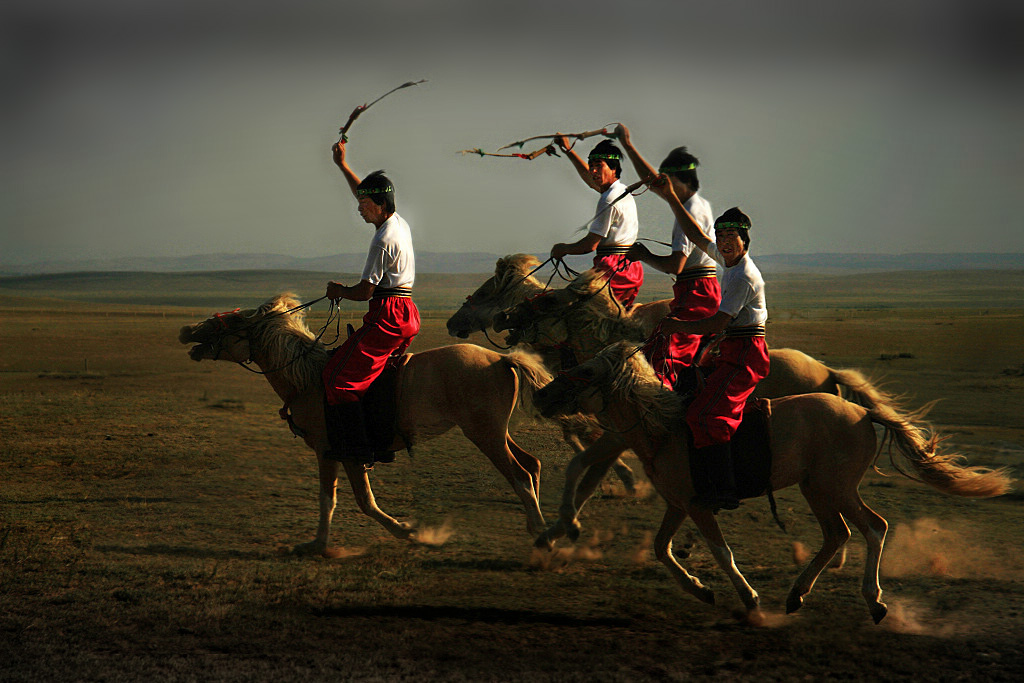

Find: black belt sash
676;266;717;282
595;244;632;256
373;286;413;299
724;324;766;338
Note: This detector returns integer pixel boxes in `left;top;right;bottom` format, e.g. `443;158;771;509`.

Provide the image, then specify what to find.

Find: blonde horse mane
491;253;545;303
597;341;684;436
248;293;329;391
563;270;647;346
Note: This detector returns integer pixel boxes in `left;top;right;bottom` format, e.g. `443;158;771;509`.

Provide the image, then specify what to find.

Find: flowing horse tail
868;399;1013;498
503;348;554;417
830;366;901;409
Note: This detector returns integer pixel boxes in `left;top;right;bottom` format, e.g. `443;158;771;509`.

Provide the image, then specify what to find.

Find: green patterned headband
356;185;394;196
589;153;621;161
659;163;696;173
716;221;750;230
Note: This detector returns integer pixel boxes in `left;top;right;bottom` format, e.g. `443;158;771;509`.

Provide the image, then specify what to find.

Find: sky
2;0;1022;265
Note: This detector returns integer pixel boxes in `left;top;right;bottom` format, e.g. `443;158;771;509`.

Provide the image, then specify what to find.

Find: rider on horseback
647;179;770;514
548;138;645;307
322;140;420;466
614;124;721;389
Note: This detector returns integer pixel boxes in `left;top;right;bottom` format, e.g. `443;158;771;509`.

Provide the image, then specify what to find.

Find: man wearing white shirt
648;182;770;513
615;124;721;388
550;138;645;306
322;140;420;465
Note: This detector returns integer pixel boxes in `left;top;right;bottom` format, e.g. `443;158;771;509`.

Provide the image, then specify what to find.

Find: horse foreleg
654;505;715;605
293;455;340;557
688;506;761;614
840;496;889;624
785;486;852;616
535;434;623;550
340;459;416;541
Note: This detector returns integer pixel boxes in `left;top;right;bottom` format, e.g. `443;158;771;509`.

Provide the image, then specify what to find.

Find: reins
207;296;338;377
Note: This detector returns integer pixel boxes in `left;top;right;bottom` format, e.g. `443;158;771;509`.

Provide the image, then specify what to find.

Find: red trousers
593;253;644;308
643;275;721;387
323;296;420;404
686;335;769;448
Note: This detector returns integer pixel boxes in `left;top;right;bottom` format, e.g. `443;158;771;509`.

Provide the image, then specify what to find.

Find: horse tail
503;347;554;416
868;402;1013;498
830;367;899;410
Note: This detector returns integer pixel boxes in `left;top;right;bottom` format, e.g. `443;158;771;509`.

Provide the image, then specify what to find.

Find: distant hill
1;251;1022;276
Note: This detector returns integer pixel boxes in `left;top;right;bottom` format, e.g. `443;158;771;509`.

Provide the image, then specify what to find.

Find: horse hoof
534;533;554;551
785;593;804;614
871;602;888;624
566;522;581;543
697;586;715;605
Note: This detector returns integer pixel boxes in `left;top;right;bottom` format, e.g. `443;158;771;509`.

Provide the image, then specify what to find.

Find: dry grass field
2;270;1023;682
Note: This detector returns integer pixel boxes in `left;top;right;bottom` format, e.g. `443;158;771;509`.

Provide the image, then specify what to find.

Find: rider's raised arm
650;176;712;254
331;140;362;199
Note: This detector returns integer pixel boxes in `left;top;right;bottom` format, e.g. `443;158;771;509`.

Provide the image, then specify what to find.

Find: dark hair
659;146;700;191
356;170;396;213
588;140;622;178
714;207;751;249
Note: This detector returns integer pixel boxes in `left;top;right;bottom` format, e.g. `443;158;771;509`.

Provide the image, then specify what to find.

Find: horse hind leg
465;429;546;537
507;435;541;500
841;496;889;624
786;485;852;615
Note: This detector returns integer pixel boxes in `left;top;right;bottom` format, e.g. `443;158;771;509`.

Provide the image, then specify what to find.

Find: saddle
729;398;773;500
360;353;411;455
679;392;774;500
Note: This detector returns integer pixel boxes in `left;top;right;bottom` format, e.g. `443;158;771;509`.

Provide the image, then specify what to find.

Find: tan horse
493;268;904;570
533;341;1012;624
178;294;556;556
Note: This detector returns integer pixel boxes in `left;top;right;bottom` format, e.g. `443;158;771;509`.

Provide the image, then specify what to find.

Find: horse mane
564;270;647;346
491;253;545;304
248;293;329;391
599;341;683;436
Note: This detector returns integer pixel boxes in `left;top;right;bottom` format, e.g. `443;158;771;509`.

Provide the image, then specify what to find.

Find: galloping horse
179;294;556;556
533;341;1012;623
493;268;900;566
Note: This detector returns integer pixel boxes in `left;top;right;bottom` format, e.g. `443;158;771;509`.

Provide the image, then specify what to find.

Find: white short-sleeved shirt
703;244;767;328
361;213;415;289
588;179;639;246
671;193;717;270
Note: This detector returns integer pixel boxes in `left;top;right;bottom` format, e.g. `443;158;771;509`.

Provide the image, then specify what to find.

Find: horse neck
598;399;661;461
564;304;644;361
248;324;325;403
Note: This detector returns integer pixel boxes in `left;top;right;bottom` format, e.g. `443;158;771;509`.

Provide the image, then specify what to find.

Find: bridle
199;296;337;375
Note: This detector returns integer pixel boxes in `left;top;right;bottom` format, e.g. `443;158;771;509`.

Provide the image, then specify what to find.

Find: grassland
1;270;1023;681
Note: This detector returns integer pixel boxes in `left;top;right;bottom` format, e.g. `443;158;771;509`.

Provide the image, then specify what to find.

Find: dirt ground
2;279;1023;682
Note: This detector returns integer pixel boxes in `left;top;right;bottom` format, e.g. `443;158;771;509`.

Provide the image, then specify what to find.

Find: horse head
178;294;302;363
446;254;543;338
534;341;633;418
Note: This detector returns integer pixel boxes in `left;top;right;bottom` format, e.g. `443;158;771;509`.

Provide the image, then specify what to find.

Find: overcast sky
2;0;1022;265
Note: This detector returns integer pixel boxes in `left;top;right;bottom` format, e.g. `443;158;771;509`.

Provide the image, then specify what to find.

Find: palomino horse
178;294;555;556
493;268;901;568
446;253;670;490
533;342;1012;623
